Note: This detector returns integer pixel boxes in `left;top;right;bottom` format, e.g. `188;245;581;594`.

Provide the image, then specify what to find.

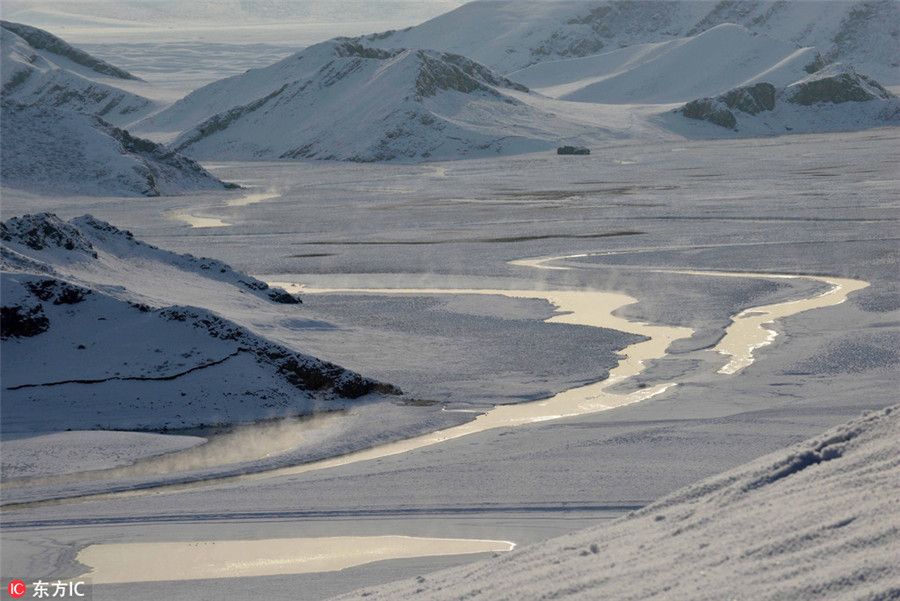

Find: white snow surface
331;405;900;601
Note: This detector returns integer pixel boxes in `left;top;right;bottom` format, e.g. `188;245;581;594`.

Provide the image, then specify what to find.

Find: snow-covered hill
0;102;235;197
1;20;162;126
331;404;900;600
362;0;900;86
148;40;607;162
673;64;900;135
1;22;236;196
1;214;400;433
512;24;822;105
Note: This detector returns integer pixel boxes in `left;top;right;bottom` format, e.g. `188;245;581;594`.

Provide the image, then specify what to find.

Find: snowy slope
156;40;608;162
362;1;900;85
331;405;900;600
672;64;900;135
131;40;368;139
512;24;821;104
0;22;236;196
0;20;163;126
0;102;234;197
1;214;400;433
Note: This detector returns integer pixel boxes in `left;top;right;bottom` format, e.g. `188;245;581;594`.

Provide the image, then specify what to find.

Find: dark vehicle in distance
557;145;590;155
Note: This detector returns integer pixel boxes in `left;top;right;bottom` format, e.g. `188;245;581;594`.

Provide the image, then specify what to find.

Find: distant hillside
512;24;822;105
150;40;605;162
1;20;159;126
361;0;900;86
1;213;399;433
1;22;234;196
0;102;234;196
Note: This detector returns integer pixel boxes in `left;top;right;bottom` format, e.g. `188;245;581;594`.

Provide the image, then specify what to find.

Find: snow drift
331;404;900;600
1;213;400;433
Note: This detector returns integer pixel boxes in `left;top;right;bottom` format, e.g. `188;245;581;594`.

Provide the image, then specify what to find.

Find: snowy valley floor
1;130;898;599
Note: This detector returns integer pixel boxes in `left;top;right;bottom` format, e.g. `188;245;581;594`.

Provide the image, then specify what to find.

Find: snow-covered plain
2;1;899;599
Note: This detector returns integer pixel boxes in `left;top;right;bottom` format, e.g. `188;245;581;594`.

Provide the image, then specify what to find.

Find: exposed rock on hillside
679;66;899;131
786;64;895;106
1;213;294;303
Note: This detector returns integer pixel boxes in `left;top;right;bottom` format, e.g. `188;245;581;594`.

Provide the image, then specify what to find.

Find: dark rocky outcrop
683;82;777;128
26;279;90;305
682;99;737;129
1;303;50;339
1;213;97;258
787;65;895;105
681;65;897;129
721;83;777;115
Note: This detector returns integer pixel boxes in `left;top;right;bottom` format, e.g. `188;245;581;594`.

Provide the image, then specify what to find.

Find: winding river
5;259;868;503
15;254;869;584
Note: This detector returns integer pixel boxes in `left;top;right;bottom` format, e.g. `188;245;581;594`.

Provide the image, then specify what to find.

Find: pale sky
1;1;470;45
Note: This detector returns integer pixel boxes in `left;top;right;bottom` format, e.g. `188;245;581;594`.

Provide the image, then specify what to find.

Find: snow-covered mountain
146;39;606;162
674;64;900;135
332;404;900;600
511;24;823;105
361;0;900;86
1;102;236;197
1;213;400;433
1;20;161;126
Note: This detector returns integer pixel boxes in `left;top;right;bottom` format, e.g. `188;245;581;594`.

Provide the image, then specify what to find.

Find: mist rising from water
6;413;343;487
